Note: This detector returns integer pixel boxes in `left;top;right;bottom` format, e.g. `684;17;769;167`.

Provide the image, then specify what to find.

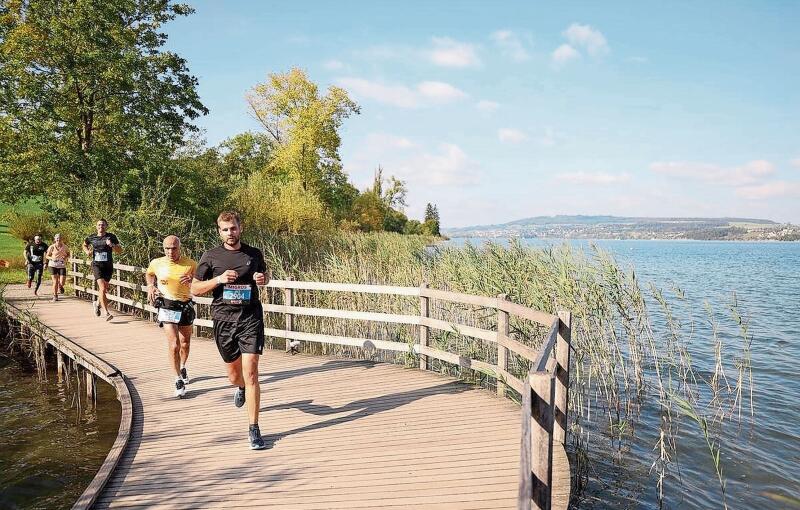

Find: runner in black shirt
192;211;269;450
24;235;48;295
82;219;122;321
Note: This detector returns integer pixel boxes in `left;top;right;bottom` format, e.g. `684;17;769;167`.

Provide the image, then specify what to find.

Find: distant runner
24;235;48;296
82;219;122;321
45;234;70;302
146;235;197;398
191;211;269;450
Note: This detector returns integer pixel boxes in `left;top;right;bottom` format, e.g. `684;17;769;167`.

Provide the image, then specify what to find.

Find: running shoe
105;313;113;322
248;424;267;450
59;284;65;294
94;301;101;316
51;296;58;302
180;367;189;384
175;379;186;398
234;386;246;408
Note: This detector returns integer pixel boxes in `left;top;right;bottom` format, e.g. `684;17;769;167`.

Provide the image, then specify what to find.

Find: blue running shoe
234;386;245;408
249;424;267;450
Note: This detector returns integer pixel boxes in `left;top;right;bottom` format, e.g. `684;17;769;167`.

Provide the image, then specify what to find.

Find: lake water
0;353;120;510
448;238;800;509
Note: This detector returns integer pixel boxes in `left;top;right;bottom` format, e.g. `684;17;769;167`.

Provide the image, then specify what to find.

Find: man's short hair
216;211;241;227
97;218;108;225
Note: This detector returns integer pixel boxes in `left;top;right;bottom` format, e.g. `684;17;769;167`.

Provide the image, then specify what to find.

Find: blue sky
165;1;800;227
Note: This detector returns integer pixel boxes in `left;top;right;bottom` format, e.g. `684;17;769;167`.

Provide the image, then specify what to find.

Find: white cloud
337;77;418;108
476;100;500;113
791;158;800;168
552;44;580;65
736;181;800;200
555;171;631;185
563;23;609;56
490;30;530;61
627;56;649;64
364;133;416;150
429;37;480;67
323;59;345;71
498;128;528;144
416;81;468;103
398;143;480;186
337;77;467;108
650;160;775;187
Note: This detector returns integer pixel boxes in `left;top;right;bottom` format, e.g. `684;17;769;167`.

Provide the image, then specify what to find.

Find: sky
164;1;800;227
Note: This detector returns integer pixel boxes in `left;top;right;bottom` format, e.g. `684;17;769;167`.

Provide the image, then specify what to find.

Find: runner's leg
51;272;59;300
242;353;260;425
97;279;110;313
225;356;246;387
33;265;43;294
178;325;192;369
164;324;181;377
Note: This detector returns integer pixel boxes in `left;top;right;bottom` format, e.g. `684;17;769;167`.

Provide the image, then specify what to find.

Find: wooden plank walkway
6;286;523;509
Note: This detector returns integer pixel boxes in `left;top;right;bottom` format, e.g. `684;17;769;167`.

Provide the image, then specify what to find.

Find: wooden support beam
554;311;572;445
419;283;430;371
497;293;510;398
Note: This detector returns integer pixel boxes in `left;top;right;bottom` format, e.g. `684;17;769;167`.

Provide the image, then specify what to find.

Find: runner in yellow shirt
146;235;197;398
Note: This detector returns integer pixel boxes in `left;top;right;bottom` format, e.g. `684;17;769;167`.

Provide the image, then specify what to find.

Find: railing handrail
68;255;573;510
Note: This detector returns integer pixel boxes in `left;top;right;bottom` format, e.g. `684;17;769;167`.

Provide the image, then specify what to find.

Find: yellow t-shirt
146;255;197;302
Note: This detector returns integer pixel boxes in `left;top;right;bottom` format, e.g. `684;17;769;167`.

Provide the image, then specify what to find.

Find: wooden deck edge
4;301;134;510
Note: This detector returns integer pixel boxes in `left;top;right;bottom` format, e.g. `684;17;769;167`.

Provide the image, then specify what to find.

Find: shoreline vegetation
444;215;800;242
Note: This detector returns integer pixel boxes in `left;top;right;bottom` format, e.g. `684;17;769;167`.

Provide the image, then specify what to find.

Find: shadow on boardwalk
264;381;474;444
182;359;379;400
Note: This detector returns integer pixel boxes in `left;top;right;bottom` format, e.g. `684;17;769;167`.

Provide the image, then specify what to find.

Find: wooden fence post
115;268;121;312
419;283;430;371
72;260;78;296
530;372;554;510
518;369;533;510
56;351;65;381
497;294;510;398
86;370;95;402
554;311;572;445
283;276;294;352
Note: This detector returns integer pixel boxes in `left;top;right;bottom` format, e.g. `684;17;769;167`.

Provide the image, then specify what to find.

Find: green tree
0;0;207;205
351;191;385;232
246;68;359;219
423;203;441;236
383;208;408;233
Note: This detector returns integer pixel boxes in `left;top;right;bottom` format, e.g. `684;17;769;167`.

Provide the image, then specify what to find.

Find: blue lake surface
448;238;800;509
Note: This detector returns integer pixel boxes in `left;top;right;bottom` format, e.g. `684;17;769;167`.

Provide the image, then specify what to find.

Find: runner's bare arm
253;272;267;285
191;270;237;296
145;271;158;304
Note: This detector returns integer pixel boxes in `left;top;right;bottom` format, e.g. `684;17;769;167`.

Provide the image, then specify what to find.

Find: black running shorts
213;315;265;363
92;262;113;282
50;267;66;276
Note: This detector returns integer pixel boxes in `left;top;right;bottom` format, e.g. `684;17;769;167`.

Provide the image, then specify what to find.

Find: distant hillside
444;215;799;241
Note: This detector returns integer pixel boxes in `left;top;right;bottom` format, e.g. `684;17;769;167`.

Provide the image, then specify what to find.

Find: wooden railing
68;257;572;509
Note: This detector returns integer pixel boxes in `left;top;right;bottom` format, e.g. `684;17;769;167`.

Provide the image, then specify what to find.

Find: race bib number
157;308;182;324
30;255;42;262
94;252;109;262
223;284;251;305
50;259;65;268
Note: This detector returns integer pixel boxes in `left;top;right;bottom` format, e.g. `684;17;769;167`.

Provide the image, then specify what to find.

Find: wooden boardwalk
6;286;525;509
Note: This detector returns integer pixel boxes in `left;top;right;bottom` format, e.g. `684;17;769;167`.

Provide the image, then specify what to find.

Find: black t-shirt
26;242;48;264
196;243;267;322
85;233;120;265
